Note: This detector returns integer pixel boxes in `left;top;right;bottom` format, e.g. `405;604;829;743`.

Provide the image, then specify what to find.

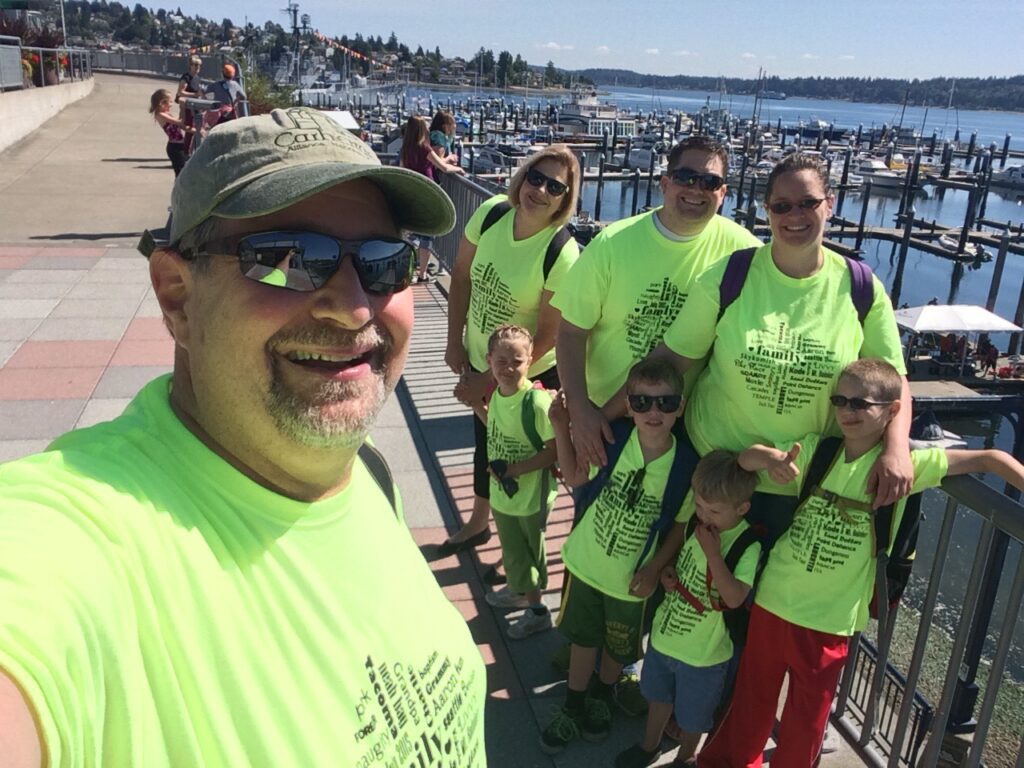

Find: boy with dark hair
699;358;1024;767
542;358;689;754
616;451;760;768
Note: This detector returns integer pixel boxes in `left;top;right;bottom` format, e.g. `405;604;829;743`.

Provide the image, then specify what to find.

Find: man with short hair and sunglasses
0;108;486;767
553;136;761;473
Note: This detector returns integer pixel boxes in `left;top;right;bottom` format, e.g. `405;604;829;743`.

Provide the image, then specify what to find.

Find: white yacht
856;158;904;189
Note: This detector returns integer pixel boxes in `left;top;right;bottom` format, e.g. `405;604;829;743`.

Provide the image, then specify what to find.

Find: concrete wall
0;78;95;153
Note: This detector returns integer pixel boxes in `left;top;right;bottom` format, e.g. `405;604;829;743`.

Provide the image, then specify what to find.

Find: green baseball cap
140;107;455;254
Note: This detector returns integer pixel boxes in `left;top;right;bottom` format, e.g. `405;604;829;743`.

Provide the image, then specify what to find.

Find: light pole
58;0;67;44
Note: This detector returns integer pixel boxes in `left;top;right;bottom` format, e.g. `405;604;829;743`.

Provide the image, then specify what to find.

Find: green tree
545;60;559;87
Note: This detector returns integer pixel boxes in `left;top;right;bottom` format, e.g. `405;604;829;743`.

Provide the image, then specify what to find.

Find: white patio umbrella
895;304;1022;377
894;304;1022;334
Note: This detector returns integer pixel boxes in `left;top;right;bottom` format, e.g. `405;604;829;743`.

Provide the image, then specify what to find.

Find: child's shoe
613;669;648;716
484;587;530;609
507;608;552;639
614;743;661;768
580;696;612;742
550;642;571;675
539;707;581;754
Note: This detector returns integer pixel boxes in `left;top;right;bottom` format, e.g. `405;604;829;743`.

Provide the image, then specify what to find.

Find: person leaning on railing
175;55;203;153
440;145;581;558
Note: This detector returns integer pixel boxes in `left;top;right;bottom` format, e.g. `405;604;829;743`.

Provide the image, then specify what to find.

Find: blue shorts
640;645;729;733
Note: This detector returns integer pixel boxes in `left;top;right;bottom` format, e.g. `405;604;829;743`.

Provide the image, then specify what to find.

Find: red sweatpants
698;604;849;768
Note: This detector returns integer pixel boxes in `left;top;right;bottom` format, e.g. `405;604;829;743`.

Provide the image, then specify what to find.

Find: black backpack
571;419;700;572
479;200;573;283
798;436;923;626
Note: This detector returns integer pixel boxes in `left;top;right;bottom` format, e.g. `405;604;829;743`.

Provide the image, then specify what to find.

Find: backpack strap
844;256;875;324
634;425;700;569
480;200;513;236
358;442;397;516
481;199;573;284
543;226;573;282
520;383;548;453
571;418;635;527
798;436;845;507
723;526;761;575
717;247;759;323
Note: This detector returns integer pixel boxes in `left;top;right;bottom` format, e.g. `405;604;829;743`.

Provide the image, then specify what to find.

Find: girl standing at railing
149;89;193;178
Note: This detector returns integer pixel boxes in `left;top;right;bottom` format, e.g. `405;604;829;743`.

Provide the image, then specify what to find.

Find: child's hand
660;565;679;592
766;443;801;485
695;523;721;556
628;563;659;598
452;379;469;404
548;391;570;427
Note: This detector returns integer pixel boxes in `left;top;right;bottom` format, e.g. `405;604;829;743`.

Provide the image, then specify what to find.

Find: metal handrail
832;472;1024;767
0;44;92;91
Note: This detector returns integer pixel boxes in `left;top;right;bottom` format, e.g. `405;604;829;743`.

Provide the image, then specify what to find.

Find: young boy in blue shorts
543;358;690;754
615;451;760;768
700;358;1024;767
472;325;559;640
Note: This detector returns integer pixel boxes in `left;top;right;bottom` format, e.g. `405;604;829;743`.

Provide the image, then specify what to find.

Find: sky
171;0;1024;80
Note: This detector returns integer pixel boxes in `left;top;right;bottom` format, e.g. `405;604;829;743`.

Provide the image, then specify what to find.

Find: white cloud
839;54;855;60
672;50;698;57
801;53;820;60
741;52;756;59
645;48;660;55
538;41;573;51
595;45;610;54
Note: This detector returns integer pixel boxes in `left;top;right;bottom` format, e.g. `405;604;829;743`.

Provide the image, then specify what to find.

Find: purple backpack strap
844;257;875;324
717;247;758;323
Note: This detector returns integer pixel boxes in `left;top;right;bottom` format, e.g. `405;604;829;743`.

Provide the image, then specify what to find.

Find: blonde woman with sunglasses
440;145;581;558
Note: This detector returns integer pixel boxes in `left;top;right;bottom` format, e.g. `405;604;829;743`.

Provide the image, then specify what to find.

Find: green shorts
556;571;647;664
492;509;547;593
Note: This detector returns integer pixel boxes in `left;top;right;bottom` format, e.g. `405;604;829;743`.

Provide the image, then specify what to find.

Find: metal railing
0;42;92;92
832;474;1024;767
434;172;504;273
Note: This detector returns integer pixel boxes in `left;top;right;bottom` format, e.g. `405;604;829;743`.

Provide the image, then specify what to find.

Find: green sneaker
613;670;648;717
580;696;612;742
539;706;581;755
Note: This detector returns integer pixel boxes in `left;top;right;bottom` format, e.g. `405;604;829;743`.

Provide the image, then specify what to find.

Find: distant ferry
762;90;787;100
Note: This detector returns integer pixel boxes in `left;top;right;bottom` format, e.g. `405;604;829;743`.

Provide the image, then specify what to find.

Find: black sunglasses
668;167;725;192
525;167;569;197
191;231;416;294
767;197;827;215
628;394;682;413
829;395;893;411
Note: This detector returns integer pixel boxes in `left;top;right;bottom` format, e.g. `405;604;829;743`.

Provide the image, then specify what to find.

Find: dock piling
1001;134;1012;168
890;202;915;306
856;180;872;251
594;154;605;222
966;130;978;163
986;231;1011;312
644;150;656;209
630;169;641;217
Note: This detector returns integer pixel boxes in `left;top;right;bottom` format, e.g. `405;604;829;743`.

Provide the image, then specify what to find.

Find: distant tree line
580;68;1024;113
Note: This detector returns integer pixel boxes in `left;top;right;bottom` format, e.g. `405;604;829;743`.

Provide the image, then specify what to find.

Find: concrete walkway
0;73;865;767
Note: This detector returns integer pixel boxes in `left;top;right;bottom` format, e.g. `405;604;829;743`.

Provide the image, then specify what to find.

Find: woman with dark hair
439;145;582;557
399;115;464;282
662;153;912;522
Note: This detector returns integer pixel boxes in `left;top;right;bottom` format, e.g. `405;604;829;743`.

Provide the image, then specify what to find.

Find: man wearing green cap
0;108;486;767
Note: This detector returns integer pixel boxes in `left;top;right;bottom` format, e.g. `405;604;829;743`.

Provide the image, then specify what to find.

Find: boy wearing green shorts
543;359;690;754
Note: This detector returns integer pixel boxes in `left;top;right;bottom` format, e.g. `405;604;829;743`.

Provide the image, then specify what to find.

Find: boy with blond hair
616;451;761;768
700;358;1024;767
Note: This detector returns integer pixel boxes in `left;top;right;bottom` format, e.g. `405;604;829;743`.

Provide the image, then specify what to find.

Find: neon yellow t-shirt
551;211;760;406
487;383;557;516
0;376;486;768
464;194;580;377
650;519;761;667
756;435;947;635
665;244;906;491
561;430;678;602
